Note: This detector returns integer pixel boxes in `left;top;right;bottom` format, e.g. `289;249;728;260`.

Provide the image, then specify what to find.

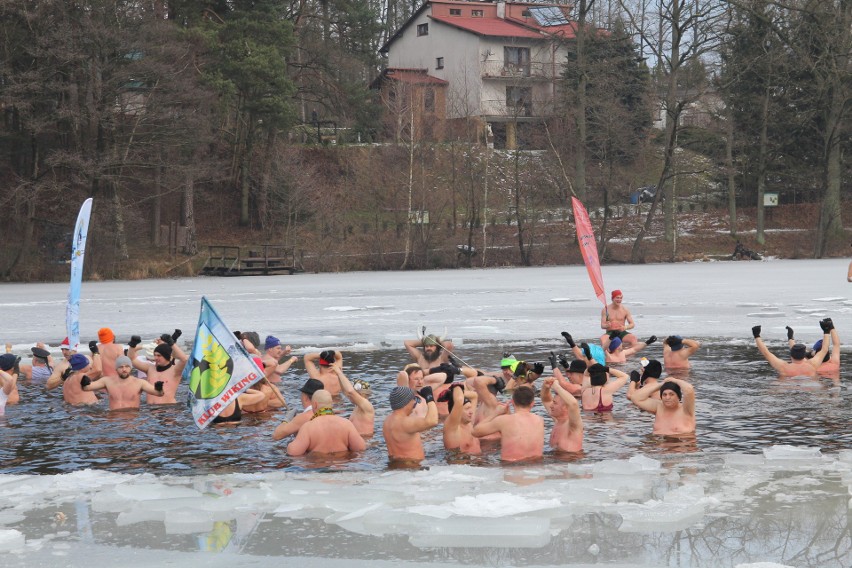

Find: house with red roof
377;0;577;148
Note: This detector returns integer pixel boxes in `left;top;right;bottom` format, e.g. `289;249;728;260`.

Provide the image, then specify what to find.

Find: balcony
480;61;554;80
479;99;554;120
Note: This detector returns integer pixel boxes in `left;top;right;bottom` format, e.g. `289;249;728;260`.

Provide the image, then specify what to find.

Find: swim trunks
607;330;630;340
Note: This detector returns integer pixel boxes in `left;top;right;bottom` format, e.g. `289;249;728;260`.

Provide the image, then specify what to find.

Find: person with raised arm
127;330;188;404
382;385;438;463
540;377;583;453
663;335;701;370
332;362;374;437
262;335;298;383
440;383;480;454
472;386;544;462
580;364;629;413
786;319;841;376
752;321;830;377
286;390;366;456
80;355;164;410
629;378;696;436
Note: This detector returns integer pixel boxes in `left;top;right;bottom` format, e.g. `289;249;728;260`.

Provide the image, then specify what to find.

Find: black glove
89;340;99;354
601;366;610;374
786;326;794;340
234;330;242;339
581;343;592;360
630;370;641;383
128;335;142;348
61;367;73;381
548;351;558;371
171;329;182;341
820;318;834;333
751;326;761;339
645;335;657;345
532;362;545;375
419;386;434;403
159;333;175;346
561;331;575;347
558;354;569;369
80;375;91;388
154;381;164;392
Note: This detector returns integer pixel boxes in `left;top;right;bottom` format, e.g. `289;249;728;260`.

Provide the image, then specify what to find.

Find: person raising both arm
630;378;695;436
663;335;701;370
332;363;375;437
786;319;841;376
752;321;830;377
440;383;480;455
472;386;544;463
382;385;439;464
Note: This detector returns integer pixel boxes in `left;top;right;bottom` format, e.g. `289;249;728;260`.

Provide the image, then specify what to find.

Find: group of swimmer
0;290;842;464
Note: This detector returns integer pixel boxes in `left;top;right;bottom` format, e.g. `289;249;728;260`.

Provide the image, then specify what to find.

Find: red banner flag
572;197;606;305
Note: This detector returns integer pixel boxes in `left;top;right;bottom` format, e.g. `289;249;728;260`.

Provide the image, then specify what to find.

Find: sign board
764;193;779;207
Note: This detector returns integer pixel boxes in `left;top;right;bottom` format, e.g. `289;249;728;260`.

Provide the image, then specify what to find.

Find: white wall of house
385;10;572;120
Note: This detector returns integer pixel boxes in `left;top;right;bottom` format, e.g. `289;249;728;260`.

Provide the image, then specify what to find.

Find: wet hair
512;385;535;407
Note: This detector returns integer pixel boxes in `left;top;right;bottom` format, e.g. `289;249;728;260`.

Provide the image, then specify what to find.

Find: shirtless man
554;355;585;395
48;353;99;405
382;385;438;463
47;340;100;390
286;390;366;456
472;386;544;462
272;378;325;440
20;345;54;382
627;359;663;402
404;333;467;374
80;355;164;410
305;350;342;396
94;327;125;378
752;324;829;377
332;363;374;437
540;377;583;453
603;335;655;364
441;383;480;454
663;336;701;370
600;290;637;348
396;364;430;417
471;373;508;440
787;320;841;376
262;336;298;383
630;378;696;436
128;339;188;404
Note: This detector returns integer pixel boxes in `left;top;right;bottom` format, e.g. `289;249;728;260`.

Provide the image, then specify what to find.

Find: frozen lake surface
2;259;852;567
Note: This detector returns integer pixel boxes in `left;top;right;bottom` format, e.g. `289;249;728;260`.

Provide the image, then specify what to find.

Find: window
472;9;483;17
417;23;429;36
506;86;532;116
450;8;461;16
436;57;444;69
504;46;531;76
424;89;435;113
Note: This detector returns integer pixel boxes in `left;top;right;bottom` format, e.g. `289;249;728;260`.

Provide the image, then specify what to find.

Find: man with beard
127;334;188;404
81;355;164;410
404;333;456;370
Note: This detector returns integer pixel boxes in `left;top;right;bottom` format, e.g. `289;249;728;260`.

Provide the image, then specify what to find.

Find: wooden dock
200;245;303;276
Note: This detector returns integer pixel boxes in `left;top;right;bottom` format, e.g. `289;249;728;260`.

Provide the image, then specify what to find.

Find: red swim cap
611;290;623;299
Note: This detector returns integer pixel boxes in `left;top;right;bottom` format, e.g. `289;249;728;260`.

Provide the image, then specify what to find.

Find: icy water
2;260;852;567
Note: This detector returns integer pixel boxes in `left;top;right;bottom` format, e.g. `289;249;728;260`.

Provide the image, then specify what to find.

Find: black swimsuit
212;400;241;424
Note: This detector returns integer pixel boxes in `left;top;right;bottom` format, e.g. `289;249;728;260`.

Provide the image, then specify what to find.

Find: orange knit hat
98;327;115;344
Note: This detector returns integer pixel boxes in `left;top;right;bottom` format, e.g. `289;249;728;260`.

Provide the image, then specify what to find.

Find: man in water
629;378;695;436
472;385;544;462
80;355;164;410
0;354;20;406
600;290;637;348
627;359;664;402
304;349;342;396
540;377;583;453
752;323;830;377
441;383;480;454
19;344;54;382
47;353;99;405
663;335;701;370
404;333;456;370
93;327;126;378
786;320;840;376
272;378;325;441
128;336;188;404
382;385;438;463
285;390;366;456
332;363;374;437
603;335;656;364
263;335;298;383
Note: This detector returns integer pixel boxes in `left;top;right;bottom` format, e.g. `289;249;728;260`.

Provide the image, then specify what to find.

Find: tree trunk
755;85;769;245
574;0;589;201
725;108;737;236
239;114;254;227
258;128;277;234
182;171;198;256
152;159;162;246
400;106;415;269
662;1;681;243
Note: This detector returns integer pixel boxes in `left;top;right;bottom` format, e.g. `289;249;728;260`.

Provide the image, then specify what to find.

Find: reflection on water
1;337;849;475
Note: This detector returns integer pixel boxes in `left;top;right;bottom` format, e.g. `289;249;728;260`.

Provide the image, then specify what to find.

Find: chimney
497;0;505;19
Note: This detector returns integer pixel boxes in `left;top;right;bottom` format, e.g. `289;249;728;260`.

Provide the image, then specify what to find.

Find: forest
0;0;849;280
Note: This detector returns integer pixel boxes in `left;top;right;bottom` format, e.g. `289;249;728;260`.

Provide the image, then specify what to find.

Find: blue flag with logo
183;297;264;429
